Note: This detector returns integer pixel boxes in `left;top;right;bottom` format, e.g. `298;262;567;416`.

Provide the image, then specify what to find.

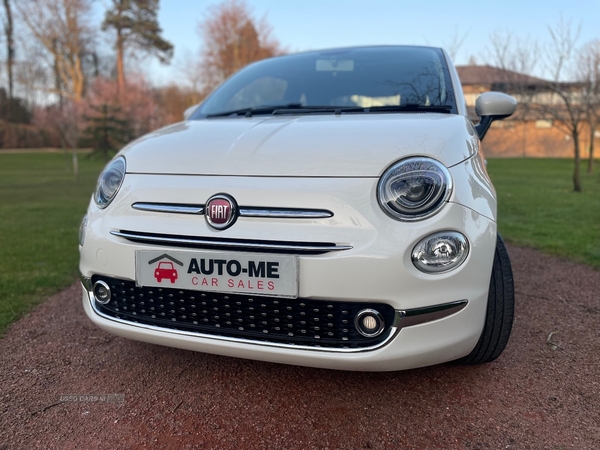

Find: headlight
94;156;126;208
377;157;452;221
411;231;469;274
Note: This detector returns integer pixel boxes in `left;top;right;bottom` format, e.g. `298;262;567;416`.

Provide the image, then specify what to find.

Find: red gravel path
1;244;599;449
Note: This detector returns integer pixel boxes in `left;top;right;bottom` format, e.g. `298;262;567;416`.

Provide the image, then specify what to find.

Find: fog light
93;280;111;304
354;309;385;337
411;231;469;274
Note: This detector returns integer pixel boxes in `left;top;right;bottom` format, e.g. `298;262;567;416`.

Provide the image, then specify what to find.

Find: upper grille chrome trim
132;202;333;219
133;203;203;214
238;208;333;218
109;230;353;253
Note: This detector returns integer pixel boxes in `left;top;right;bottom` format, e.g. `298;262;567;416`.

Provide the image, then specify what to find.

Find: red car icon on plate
154;262;178;283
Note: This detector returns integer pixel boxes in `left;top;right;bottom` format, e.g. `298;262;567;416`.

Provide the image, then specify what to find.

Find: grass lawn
0;152;105;335
486;158;600;269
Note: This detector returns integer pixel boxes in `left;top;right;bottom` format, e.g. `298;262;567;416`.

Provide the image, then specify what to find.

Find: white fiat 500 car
80;46;517;371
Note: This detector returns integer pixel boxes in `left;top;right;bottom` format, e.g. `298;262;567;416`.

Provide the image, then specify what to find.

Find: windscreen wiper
206;104;305;118
206;103;453;118
366;105;453;113
272;106;366;115
207;104;366;118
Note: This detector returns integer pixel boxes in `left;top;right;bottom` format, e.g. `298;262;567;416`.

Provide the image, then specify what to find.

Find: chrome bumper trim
132;202;333;219
80;275;92;291
82;278;467;354
393;300;468;327
109;230;353;253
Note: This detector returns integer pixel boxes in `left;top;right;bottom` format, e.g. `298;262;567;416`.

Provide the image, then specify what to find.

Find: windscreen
193;46;456;117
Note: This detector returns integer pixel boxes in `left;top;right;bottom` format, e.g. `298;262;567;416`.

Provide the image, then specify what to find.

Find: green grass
0;152;105;335
486;158;600;269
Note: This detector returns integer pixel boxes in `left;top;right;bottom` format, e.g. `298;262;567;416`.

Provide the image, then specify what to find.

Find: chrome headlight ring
94;156;126;209
377;157;452;222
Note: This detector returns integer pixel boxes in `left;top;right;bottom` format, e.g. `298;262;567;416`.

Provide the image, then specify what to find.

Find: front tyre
458;234;515;365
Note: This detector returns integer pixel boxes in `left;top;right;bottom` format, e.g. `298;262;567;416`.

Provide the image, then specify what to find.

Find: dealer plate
135;250;298;298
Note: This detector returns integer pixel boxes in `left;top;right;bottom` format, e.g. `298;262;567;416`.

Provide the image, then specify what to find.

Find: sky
130;0;600;86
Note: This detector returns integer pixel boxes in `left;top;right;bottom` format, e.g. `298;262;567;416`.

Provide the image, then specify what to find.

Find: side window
225;77;288;110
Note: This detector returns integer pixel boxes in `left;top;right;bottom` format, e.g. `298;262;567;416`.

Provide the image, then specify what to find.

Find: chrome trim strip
109;230;353;252
133;203;204;214
83;279;468;354
132;202;333;219
239;208;333;218
393;299;468;328
80;275;92;291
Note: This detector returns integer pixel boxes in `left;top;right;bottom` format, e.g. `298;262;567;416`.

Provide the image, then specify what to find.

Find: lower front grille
92;275;396;349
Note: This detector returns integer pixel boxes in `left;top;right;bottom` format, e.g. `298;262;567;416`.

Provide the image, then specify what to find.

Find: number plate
135;250;298;298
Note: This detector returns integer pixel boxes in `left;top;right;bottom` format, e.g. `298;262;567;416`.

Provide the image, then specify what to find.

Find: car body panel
121;114;478;177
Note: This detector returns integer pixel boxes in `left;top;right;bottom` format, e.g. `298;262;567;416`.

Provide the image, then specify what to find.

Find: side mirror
474;92;517;140
183;104;200;120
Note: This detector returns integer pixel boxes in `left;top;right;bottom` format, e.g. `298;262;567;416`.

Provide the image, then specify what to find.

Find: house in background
456;65;597;158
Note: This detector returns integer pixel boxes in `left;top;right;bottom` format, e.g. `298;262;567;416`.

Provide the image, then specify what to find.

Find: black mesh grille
92;275;395;349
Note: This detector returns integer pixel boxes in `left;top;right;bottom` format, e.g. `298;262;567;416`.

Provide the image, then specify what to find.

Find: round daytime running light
93;280;112;304
377;157;452;221
94;157;126;208
411;231;469;274
354;309;385;338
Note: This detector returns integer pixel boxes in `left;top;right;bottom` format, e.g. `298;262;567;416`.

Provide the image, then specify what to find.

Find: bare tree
2;0;14;107
15;0;95;101
487;30;541;79
444;26;469;62
176;49;206;105
578;40;600;173
198;0;283;92
485;29;541;157
538;17;586;192
14;41;54;108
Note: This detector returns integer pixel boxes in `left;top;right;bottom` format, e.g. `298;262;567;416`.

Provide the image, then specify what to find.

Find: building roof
456;65;548;86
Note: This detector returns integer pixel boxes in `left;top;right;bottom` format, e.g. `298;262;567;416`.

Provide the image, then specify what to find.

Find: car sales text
187;258;279;290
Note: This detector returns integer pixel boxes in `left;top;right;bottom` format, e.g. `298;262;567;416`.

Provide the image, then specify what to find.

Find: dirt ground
1;244;599;450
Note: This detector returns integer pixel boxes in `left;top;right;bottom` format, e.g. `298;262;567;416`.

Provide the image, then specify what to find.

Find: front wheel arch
456;234;515;365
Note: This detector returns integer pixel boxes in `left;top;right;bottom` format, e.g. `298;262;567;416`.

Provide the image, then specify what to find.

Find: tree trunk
3;0;14;117
588;117;596;174
73;56;85;101
116;29;125;92
573;132;582;192
522;120;527;157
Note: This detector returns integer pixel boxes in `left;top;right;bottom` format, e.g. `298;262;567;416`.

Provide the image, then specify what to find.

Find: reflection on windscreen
198;46;455;116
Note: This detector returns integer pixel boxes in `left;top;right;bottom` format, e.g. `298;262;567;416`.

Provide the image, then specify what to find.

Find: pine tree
83;104;131;161
102;0;173;90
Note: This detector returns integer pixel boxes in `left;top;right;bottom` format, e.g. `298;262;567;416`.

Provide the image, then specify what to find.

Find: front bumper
80;172;497;371
82;281;481;371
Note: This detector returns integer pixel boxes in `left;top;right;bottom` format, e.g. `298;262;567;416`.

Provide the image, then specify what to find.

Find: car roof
260;45;445;63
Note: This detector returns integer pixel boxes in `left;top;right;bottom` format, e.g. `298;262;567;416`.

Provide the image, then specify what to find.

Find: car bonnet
120;114;478;177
